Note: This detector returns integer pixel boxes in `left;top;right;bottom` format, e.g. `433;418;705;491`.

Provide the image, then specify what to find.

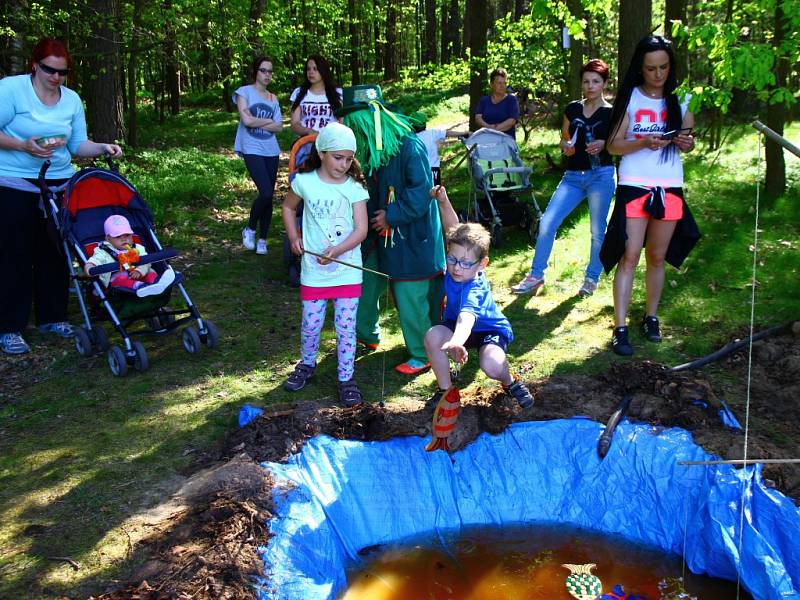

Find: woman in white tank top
602;35;697;357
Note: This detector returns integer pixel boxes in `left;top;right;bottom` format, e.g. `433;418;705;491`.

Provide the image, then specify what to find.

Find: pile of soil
94;330;800;599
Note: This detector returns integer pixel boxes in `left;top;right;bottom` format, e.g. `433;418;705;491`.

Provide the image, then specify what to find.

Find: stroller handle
482;166;532;178
87;247;179;276
104;154;119;172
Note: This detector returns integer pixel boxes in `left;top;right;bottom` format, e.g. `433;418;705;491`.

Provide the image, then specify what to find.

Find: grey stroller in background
462;128;542;247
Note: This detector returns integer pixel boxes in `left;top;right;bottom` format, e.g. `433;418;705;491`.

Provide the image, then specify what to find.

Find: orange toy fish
425;386;461;452
117;244;140;273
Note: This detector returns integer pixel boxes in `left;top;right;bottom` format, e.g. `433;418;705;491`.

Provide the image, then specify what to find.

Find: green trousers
356;252;444;362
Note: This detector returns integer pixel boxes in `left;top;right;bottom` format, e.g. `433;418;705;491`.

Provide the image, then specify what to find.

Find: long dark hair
298;146;365;186
291;55;342;113
608;35;683;162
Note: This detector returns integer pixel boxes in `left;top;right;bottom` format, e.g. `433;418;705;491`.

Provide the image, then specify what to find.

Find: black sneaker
284;362;315;391
338;378;363;407
426;388;447;409
504;377;534;409
611;326;634;356
642;315;662;342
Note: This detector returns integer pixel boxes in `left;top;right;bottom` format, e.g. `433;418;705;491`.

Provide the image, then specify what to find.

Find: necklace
641;85;662;98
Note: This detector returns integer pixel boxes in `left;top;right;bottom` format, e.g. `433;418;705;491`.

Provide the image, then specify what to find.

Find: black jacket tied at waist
600;184;702;274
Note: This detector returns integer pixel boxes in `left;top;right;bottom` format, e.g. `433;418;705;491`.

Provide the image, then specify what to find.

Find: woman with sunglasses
0;37;122;355
235;55;283;256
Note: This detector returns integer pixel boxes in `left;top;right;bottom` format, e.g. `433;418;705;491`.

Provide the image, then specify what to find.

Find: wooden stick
303;250;390;278
47;556;80;570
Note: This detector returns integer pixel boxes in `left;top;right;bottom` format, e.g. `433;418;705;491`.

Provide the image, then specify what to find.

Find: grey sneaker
284;362;315;391
578;277;598;297
511;274;544;295
38;322;75;338
0;332;30;355
242;227;256;251
256;239;268;255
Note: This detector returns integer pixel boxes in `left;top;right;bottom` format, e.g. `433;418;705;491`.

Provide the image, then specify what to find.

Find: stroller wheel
74;327;93;357
182;326;202;354
490;222;503;248
90;324;109;352
108;346;129;377
132;341;149;372
200;320;219;349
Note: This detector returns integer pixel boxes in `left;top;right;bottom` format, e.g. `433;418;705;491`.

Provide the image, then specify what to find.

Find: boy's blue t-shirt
443;270;513;342
0;74;88;179
232;84;281;156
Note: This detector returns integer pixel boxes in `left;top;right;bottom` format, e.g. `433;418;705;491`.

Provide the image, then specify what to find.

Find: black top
564;101;614;171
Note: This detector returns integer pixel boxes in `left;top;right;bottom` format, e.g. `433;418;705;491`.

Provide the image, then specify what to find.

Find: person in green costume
336;85;445;375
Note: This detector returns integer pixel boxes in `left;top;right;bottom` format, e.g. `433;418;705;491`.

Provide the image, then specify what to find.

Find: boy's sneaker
38;322;75;338
611;326;634;356
503;376;534;409
425;388;447;409
283;362;315;391
256;239;268;255
511;274;544;295
242;227;256;251
338;378;363;407
0;332;30;355
577;277;598;297
642;315;662;342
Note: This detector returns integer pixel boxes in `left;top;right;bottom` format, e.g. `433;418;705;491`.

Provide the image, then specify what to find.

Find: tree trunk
349;0;360;84
423;0;437;64
163;0;180;116
764;2;787;197
440;0;449;64
0;0;28;76
617;0;652;90
664;0;687;80
383;1;398;79
249;0;266;52
467;0;486;131
514;0;527;21
84;0;125;141
565;0;585;104
448;0;462;60
373;0;384;73
127;0;143;147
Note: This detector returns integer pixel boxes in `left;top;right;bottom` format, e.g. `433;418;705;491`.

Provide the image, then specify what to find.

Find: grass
0;93;797;598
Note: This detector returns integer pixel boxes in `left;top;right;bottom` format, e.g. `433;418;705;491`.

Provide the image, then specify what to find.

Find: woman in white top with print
603;35;696;356
289;55;342;136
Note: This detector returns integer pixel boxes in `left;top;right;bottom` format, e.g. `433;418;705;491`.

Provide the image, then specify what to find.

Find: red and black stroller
44;160;218;376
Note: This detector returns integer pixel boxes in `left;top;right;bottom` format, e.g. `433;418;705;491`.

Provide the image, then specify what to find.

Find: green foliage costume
338;85;446;371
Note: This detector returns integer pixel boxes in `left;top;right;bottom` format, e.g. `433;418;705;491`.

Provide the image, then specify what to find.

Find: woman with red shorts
600;35;699;356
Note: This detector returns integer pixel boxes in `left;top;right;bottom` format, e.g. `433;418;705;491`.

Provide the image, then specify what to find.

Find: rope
734;128;762;600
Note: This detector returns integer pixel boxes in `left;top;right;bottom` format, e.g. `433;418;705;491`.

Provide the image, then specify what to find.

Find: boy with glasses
424;186;534;449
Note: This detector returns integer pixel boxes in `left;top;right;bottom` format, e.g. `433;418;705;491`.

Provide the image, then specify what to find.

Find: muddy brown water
344;525;751;600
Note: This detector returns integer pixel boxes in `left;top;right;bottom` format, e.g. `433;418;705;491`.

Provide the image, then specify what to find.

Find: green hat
407;111;427;132
334;84;387;118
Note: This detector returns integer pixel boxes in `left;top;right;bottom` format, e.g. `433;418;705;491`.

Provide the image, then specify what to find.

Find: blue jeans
530;165;616;282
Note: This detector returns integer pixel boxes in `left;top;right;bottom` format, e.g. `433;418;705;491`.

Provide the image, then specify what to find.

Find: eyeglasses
258;68;273;74
446;255;480;269
38;62;70;77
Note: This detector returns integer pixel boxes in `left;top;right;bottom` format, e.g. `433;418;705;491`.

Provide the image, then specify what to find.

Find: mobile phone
660;127;693;140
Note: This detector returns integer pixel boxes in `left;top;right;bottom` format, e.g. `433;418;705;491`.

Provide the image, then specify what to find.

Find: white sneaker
511;274;545;295
137;267;175;298
256;239;268;255
242;227;256;251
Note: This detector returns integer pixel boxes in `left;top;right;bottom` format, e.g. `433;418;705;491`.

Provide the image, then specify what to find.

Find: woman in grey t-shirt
234;55;283;255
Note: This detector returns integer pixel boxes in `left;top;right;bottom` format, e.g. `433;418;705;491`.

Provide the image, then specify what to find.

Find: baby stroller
42;159;218;376
282;133;317;287
462;128;542;247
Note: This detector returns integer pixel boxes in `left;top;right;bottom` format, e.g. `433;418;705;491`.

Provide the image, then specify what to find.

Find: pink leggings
300;297;359;382
109;270;158;291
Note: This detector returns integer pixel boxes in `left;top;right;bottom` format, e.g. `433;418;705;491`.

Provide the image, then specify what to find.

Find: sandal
338;378;363;407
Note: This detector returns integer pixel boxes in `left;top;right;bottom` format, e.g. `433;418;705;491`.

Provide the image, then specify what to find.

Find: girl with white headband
281;122;370;406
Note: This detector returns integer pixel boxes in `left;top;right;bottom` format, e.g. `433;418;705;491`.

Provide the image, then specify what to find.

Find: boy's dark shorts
440;320;509;352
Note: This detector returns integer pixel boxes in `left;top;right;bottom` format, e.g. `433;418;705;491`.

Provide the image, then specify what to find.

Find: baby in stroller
85;215;175;298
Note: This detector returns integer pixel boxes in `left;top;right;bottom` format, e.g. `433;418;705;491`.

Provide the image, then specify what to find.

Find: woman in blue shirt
475;68;520;138
0;38;122;355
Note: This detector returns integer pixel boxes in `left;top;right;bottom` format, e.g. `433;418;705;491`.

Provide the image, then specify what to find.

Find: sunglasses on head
258;67;273;74
38;62;70;77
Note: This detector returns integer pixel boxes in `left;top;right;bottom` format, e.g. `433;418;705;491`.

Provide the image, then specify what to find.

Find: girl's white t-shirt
290;87;343;132
617;87;690;188
415;129;446;168
291;170;369;288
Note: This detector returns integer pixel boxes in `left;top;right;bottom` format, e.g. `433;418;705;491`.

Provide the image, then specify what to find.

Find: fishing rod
302;249;389;279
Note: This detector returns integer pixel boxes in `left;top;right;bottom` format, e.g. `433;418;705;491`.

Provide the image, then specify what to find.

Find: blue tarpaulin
251;419;800;600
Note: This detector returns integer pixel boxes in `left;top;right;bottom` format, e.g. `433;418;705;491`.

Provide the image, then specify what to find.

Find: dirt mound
98;332;800;598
